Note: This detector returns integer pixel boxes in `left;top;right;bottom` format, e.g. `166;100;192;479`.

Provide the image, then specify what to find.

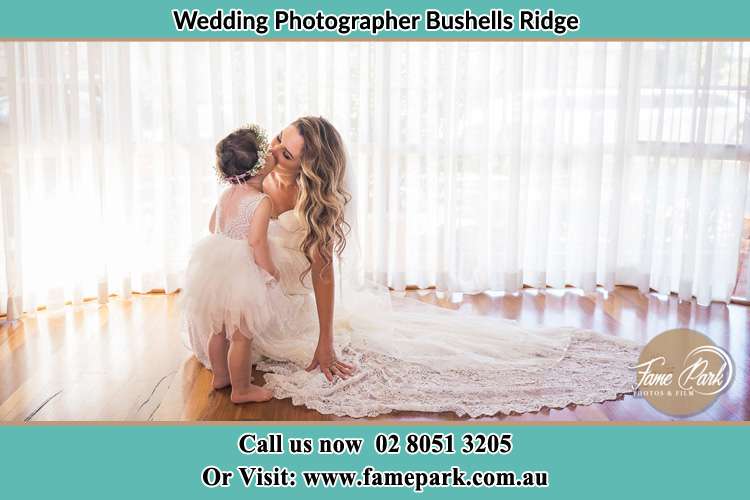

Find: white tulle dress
247;210;644;418
182;187;296;370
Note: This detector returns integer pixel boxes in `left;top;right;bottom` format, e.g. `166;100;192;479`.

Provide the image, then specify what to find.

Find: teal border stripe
0;1;749;39
0;424;748;498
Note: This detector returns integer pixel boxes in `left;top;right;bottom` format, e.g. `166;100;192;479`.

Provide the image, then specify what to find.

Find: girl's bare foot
230;384;273;404
212;373;231;390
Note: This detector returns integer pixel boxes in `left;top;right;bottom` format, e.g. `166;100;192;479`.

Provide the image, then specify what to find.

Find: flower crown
216;123;270;184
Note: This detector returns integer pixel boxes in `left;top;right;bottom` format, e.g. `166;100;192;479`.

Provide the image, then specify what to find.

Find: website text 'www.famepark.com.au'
200;431;549;492
203;464;549;492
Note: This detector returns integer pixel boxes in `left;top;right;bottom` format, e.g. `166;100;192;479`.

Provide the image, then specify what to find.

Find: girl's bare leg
207;329;230;390
228;330;273;404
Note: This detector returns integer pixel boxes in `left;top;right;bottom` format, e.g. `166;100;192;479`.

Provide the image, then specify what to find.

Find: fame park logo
631;328;734;417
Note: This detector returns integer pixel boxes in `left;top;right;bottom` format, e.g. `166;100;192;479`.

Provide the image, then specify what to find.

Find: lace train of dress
259;328;639;418
248;211;643;418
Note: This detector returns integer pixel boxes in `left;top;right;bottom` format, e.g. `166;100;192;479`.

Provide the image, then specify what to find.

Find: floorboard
1;287;747;421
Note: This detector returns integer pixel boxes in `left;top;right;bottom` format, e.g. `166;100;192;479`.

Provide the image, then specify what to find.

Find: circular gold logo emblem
633;329;734;417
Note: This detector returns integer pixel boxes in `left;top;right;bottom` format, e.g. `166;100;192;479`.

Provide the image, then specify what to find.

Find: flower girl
182;124;285;404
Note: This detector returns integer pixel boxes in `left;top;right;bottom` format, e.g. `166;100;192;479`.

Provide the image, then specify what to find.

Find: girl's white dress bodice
255;211;643;418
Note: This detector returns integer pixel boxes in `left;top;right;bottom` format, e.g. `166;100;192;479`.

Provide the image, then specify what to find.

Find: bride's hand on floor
306;342;355;382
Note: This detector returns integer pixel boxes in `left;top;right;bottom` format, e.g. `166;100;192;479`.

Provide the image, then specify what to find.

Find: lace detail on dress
257;329;641;418
216;190;267;240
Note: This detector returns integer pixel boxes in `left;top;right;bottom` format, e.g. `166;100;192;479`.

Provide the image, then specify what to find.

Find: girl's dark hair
215;127;261;184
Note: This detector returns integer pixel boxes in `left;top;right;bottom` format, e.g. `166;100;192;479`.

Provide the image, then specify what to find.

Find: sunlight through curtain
0;41;748;318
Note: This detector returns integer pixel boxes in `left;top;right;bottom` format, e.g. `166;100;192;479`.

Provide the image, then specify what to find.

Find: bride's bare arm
306;247;354;381
311;249;334;344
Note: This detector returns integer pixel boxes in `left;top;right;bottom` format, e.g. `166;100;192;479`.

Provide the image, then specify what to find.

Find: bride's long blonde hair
293;116;350;282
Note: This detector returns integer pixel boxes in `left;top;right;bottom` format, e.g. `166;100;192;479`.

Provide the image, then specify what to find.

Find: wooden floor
1;287;748;422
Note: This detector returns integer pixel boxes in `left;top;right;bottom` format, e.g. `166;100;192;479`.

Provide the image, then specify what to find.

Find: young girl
182;124;284;404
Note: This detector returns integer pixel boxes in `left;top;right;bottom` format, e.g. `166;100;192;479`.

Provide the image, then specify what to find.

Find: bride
193;116;642;418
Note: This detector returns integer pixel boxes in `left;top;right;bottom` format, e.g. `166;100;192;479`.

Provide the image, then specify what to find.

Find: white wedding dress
245;208;643;418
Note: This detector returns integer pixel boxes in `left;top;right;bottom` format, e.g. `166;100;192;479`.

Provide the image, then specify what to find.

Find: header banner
1;0;749;39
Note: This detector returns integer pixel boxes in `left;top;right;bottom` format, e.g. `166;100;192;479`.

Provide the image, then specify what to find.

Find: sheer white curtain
359;42;750;306
0;42;747;319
